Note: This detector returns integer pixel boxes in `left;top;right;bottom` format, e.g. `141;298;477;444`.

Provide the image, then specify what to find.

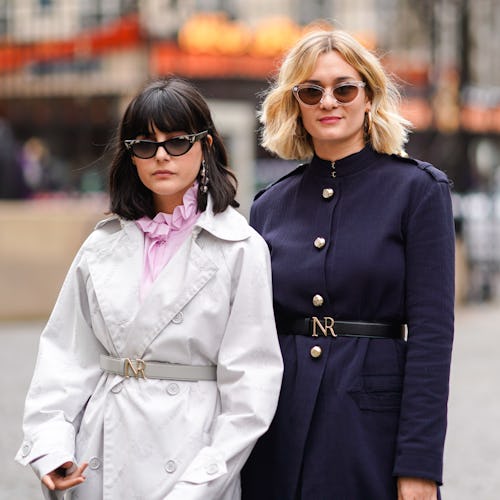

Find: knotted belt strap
279;317;406;339
100;354;217;381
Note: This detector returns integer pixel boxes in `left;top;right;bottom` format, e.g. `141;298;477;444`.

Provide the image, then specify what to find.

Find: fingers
397;477;437;500
74;461;89;476
41;461;88;491
41;474;56;490
53;473;86;491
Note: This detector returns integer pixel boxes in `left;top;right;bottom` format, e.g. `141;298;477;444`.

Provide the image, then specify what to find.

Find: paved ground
1;302;499;499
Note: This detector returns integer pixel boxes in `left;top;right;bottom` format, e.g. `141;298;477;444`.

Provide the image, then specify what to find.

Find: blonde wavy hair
260;29;412;160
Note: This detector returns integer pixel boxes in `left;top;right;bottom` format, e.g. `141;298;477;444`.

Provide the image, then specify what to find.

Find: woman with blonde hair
241;28;454;500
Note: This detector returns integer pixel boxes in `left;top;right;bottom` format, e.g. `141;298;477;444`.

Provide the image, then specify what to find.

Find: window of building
0;0;7;36
80;0;135;29
297;0;328;25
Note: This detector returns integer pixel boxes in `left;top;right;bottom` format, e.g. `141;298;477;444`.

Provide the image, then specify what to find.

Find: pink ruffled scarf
135;184;200;300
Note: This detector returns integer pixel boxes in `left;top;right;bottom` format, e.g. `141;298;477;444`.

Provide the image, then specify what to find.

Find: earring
200;159;209;193
364;110;373;140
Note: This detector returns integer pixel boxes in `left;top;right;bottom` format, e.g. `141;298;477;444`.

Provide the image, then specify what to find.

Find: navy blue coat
241;146;454;499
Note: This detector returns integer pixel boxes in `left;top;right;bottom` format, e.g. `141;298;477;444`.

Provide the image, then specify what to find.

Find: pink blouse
135;184;201;301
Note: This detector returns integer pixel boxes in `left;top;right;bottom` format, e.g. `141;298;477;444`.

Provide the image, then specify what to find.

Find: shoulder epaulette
94;215;122;233
391;153;451;185
391;152;419;166
415;160;450;183
254;162;308;201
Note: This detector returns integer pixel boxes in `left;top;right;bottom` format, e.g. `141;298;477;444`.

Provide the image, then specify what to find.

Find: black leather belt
279;317;406;339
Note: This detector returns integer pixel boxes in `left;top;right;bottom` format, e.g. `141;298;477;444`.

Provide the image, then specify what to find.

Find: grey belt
100;354;217;381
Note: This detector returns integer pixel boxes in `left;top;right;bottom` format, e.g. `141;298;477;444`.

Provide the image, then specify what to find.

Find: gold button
312;294;324;307
322;188;334;199
314;237;326;249
310;346;322;358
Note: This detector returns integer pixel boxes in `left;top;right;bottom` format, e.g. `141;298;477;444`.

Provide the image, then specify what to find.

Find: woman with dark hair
16;77;283;500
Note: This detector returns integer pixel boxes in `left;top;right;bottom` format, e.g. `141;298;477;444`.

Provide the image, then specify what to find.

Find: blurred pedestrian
241;28;455;500
20;136;69;194
0;118;30;199
15;77;283;500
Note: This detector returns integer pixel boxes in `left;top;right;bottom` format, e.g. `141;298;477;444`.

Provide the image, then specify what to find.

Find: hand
41;461;88;491
397;477;437;500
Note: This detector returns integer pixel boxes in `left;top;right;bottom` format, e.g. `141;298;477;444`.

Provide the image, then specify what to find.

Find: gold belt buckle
311;316;337;337
123;358;147;378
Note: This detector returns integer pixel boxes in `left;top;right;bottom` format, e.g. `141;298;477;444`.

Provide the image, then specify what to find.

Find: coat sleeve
15;242;104;481
393;171;455;484
168;231;283;499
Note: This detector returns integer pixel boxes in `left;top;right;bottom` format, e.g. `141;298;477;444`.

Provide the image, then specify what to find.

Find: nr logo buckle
123;358;147;378
311;316;336;337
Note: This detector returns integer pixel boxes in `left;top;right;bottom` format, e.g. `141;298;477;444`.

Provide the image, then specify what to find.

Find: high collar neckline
308;146;377;179
135;183;199;240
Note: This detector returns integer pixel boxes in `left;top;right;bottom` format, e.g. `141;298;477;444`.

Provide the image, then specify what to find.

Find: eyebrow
305;76;358;85
137;131;186;140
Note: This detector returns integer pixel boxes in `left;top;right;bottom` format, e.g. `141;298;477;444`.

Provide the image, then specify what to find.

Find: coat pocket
352;374;403;412
349;338;406;413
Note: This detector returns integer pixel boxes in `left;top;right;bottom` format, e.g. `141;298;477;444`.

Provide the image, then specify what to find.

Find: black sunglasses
124;130;208;159
292;81;366;106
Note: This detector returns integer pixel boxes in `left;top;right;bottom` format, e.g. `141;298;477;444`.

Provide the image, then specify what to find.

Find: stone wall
0;198;108;320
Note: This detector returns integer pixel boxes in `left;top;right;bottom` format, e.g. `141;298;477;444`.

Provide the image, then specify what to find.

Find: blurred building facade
1;0;500;193
1;0;500;305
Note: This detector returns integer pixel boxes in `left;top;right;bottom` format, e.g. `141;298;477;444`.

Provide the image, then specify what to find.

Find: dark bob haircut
109;77;238;219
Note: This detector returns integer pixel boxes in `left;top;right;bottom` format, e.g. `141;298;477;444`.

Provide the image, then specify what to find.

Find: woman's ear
206;134;213;147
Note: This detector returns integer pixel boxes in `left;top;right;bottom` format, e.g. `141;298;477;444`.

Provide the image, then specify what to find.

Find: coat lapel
124;234;218;357
85;220;144;354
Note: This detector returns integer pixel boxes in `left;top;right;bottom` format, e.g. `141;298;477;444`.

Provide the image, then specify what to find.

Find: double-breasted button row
164;459;219;476
111;379;182;397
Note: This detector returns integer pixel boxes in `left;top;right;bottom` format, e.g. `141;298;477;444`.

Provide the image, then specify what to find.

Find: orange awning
0;13;140;74
151;42;281;79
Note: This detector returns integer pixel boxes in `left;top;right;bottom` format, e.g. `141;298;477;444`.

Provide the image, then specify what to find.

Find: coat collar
102;195;251;245
193;195;251;242
308;145;380;179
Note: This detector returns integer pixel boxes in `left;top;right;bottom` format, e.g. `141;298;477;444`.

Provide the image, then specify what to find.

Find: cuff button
21;443;32;457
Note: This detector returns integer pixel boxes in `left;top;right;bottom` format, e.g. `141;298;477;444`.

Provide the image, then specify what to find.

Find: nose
320;91;339;108
155;143;170;160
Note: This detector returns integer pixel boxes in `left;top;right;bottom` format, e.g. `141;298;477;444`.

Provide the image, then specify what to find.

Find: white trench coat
16;199;283;500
